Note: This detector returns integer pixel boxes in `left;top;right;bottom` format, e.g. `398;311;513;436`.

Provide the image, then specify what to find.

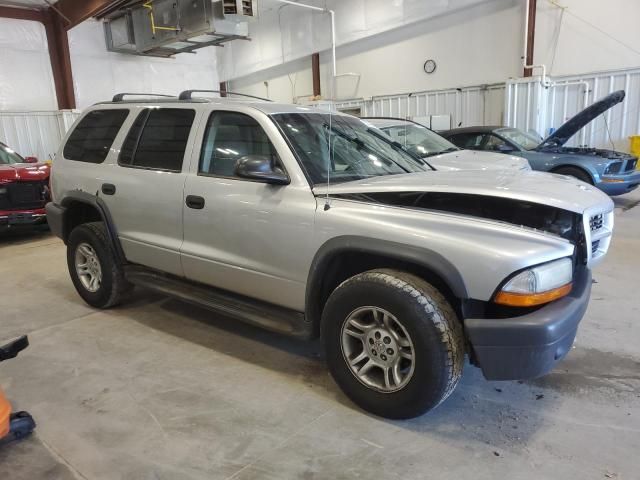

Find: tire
554;166;593;185
321;269;464;419
67;222;130;309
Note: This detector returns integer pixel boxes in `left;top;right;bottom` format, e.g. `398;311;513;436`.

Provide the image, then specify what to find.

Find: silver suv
47;92;614;419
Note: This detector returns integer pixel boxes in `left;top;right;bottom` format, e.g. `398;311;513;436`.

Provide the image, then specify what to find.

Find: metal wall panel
332;84;505;128
505;67;640;151
0;110;81;161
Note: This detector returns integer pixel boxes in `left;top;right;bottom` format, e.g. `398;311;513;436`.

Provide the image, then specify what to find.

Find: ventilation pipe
274;0;359;100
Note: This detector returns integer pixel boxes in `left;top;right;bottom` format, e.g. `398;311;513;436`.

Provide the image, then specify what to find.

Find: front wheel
321;269;464;419
554;166;593;185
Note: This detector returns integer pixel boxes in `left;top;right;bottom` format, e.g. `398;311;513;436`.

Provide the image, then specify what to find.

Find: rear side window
63;109;129;163
119;108;195;172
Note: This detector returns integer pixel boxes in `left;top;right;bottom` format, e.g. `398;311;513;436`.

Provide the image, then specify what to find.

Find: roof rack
112;93;175;102
178;90;273;102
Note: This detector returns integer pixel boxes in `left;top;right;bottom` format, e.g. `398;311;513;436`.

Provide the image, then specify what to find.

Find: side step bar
125;266;313;340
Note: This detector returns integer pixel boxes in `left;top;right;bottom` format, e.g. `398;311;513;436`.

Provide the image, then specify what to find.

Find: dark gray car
442;90;640;196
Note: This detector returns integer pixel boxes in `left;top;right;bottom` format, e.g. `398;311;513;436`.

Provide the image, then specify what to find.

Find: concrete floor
1;193;639;480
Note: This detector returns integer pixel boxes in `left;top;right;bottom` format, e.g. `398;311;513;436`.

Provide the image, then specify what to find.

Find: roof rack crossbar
178;90;273;102
112;93;176;102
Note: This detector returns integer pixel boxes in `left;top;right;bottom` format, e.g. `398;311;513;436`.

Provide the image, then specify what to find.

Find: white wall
68;20;220;109
0;18;57;110
230;0;524;103
218;0;492;83
535;0;640;76
231;0;640;106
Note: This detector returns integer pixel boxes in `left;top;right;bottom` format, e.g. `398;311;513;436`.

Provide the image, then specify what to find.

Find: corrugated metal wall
0;110;80;161
2;67;639;160
332;84;506;128
505;67;640;151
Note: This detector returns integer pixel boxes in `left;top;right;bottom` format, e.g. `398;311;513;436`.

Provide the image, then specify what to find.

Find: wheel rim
340;306;415;393
75;242;102;293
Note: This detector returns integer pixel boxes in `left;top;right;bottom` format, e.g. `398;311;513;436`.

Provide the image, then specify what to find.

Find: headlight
494;257;573;307
604;161;622;175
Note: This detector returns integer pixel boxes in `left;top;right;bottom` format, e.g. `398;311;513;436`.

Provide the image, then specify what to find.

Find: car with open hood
47;92;614;419
0;142;50;230
362;117;531;172
442;90;640;196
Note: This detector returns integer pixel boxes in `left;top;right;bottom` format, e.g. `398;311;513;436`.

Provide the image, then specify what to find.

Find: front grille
592;240;600;254
589;213;603;232
0;181;47;211
625;158;637;172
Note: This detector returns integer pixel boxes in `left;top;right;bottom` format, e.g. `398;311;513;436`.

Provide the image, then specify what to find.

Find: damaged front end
333;190;583;243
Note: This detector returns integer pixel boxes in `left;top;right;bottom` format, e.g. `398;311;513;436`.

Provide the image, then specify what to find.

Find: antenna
274;1;336;211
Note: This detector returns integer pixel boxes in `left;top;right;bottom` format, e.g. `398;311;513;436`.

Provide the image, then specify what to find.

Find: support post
0;5;76;109
524;0;537;77
43;9;76;109
312;52;321;97
220;82;228;98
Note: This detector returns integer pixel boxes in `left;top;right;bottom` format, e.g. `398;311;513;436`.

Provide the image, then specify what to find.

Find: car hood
0;163;50;183
428;150;530;171
537;90;625;149
318;169;612;215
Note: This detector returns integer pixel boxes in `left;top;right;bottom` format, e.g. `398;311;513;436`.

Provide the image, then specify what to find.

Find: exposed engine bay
332;191;581;242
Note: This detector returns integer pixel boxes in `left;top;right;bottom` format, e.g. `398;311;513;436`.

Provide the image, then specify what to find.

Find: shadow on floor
0;226;52;247
124;289;555;450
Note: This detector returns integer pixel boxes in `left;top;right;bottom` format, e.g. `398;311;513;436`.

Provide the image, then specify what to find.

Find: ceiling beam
53;0;120;30
0;6;44;23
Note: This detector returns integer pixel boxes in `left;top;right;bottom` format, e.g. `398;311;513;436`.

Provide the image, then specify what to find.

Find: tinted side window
484;135;508;151
123;109;195;172
119;110;148;166
448;133;486;150
63;109;129;163
199;111;278;177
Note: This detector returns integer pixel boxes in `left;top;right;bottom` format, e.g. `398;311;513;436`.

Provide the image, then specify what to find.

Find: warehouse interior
0;1;639;479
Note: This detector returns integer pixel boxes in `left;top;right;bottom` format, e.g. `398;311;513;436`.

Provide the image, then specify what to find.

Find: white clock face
424;59;436;74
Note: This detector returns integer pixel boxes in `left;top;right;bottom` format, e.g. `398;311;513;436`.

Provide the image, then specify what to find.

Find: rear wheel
554;166;593;184
322;269;464;419
67;222;130;308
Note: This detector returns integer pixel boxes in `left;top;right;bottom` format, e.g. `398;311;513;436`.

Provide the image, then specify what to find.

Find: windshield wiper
323;123;411;173
421;147;458;158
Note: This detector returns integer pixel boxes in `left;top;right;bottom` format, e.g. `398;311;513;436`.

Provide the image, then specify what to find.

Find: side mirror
235;155;289;185
495;144;515;153
24;156;39;163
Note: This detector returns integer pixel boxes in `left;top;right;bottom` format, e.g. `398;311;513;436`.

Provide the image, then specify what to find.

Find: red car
0;142;50;230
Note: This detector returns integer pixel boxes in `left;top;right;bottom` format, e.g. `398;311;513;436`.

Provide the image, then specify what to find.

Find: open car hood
537;90;625;149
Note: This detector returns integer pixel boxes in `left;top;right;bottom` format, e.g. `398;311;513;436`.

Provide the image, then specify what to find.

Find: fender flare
305;235;469;328
56;190;126;264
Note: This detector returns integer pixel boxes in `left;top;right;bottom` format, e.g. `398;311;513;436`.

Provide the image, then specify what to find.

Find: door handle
101;183;116;195
186;195;205;209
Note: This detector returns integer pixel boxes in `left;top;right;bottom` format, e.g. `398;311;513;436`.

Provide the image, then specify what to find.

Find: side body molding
305;235;469;329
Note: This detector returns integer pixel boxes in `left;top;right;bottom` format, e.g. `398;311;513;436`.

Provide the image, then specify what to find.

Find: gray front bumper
464;267;591;381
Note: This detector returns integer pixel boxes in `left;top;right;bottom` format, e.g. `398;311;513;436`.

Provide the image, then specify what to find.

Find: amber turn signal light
494;283;572;307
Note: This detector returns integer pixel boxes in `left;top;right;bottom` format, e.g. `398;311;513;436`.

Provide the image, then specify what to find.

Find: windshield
0;144;25;165
376;122;458;158
497;128;540;150
272;113;427;185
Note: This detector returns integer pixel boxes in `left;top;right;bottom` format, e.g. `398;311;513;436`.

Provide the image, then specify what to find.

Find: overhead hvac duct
103;0;256;58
